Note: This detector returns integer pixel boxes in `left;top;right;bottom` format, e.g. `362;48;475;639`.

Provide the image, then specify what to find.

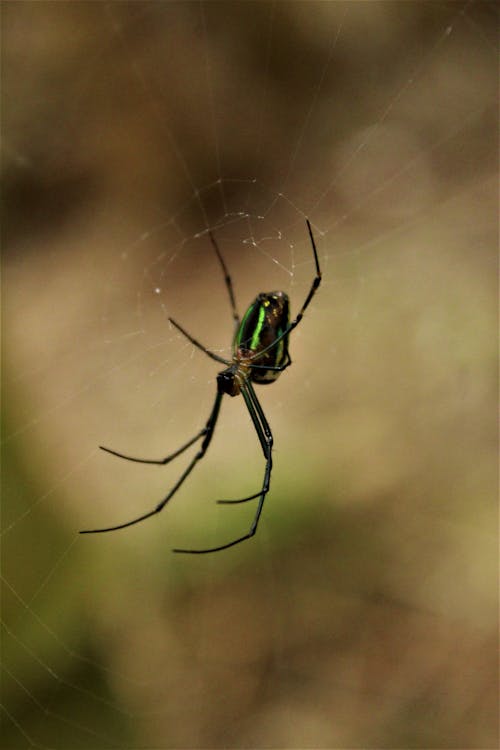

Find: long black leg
99;429;207;466
246;349;292;375
249;218;321;364
169;318;230;366
216;379;275;504
209;230;240;328
80;391;223;535
174;380;272;554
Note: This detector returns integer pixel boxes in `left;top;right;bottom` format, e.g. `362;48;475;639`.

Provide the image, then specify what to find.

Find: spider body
233;291;290;386
217;290;289;398
80;220;321;554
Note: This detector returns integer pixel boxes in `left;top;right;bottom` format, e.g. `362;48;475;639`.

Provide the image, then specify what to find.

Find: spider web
2;2;498;748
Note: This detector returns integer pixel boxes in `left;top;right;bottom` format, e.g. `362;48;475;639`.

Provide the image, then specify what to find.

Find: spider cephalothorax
80;220;321;553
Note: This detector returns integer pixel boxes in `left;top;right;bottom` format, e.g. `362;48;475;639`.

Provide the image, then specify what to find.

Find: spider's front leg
174;380;273;554
99;428;209;466
80;389;224;535
216;380;273;505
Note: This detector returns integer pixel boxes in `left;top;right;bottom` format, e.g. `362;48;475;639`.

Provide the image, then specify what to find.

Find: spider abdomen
234;291;290;384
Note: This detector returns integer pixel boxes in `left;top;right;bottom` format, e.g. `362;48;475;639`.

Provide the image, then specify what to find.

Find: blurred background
2;2;498;748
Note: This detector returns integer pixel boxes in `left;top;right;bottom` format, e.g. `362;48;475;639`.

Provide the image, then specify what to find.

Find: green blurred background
2;2;497;748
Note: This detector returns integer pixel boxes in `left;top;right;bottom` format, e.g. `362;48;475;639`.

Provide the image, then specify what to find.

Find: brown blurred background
2;2;498;748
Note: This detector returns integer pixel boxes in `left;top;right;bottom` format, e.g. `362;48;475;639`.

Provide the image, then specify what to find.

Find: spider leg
209;230;240;328
216;377;274;504
173;380;272;553
249;218;321;364
247;349;292;375
169;317;230;366
293;218;322;323
99;428;208;465
79;390;223;535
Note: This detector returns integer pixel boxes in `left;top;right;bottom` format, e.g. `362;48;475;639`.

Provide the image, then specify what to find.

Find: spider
80;219;321;554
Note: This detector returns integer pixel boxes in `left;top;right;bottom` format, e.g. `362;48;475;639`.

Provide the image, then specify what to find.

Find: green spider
80;219;321;553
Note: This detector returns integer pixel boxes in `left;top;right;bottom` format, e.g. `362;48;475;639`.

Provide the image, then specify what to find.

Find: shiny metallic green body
234;291;290;384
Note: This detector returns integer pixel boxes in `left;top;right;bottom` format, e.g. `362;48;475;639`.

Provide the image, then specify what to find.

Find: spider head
217;367;241;397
